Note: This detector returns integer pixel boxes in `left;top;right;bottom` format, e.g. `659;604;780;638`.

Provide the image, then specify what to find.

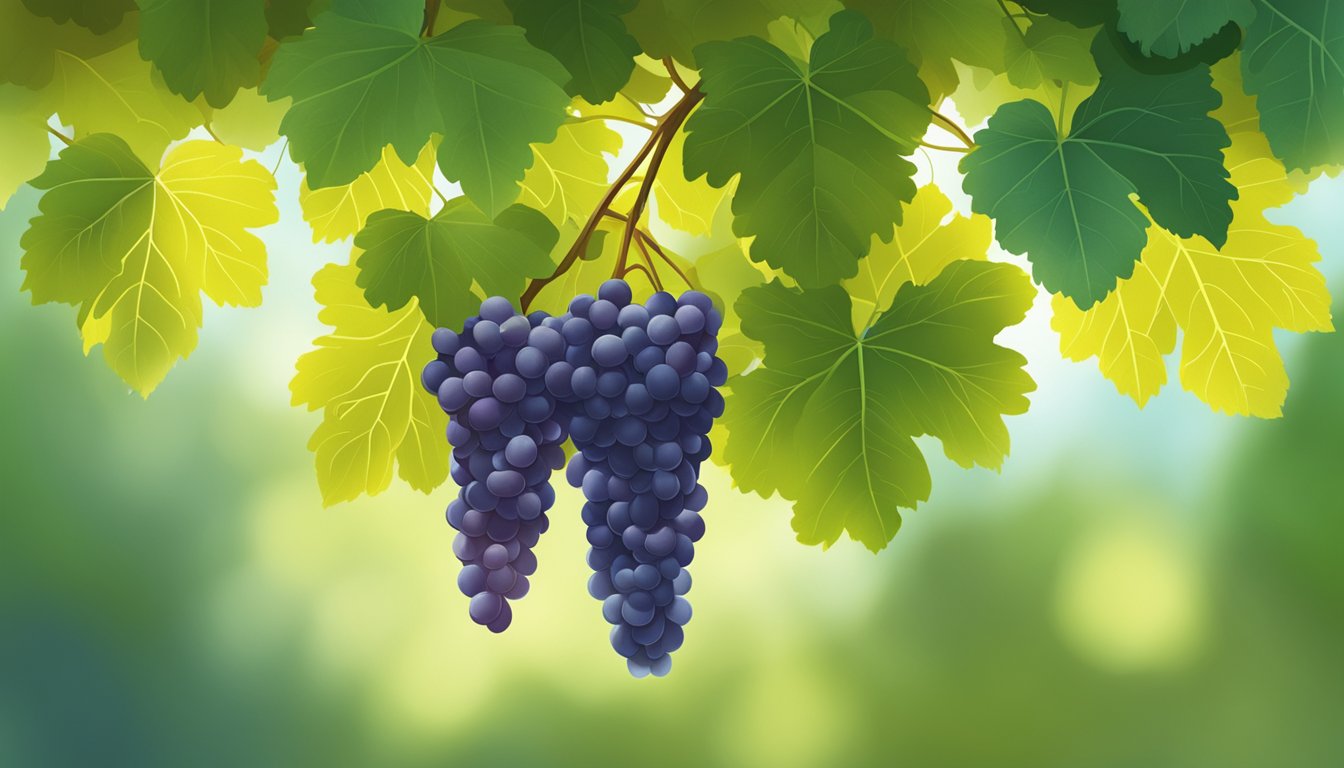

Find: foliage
5;0;1337;551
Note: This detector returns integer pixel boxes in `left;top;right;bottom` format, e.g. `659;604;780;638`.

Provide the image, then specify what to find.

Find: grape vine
6;0;1339;675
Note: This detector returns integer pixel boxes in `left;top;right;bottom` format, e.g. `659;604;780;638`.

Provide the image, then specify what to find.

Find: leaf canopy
261;0;571;216
961;38;1235;307
1052;60;1334;416
684;10;931;288
1115;0;1254;58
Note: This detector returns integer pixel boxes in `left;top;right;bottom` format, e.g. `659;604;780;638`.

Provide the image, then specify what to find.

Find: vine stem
928;109;976;150
996;0;1029;42
47;125;73;145
614;101;683;278
521;84;704;312
663;57;691;93
421;0;440;36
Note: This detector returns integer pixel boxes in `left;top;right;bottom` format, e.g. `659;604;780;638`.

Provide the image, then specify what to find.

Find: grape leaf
20;134;277;395
654;126;734;236
21;0;134;33
137;0;268;108
950;61;1098;128
841;184;993;334
1052;60;1334;416
208;89;290;152
354;199;558;328
267;0;329;39
518;114;622;226
1002;15;1099;88
261;0;571;216
50;43;203;166
1240;0;1344;170
961;38;1234;308
505;0;641;104
0;85;53;210
842;0;1004;97
623;0;818;66
0;3;134;88
299;143;437;244
291;261;449;505
1115;0;1254;58
621;55;674;103
683;10;931;288
723;260;1035;551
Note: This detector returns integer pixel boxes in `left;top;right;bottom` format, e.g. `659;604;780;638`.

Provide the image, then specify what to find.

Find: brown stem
621;260;659;287
635;228;695;290
422;0;440;36
521;84;703;311
615;107;682;277
47;125;73;145
928;108;976;149
632;238;664;291
663;57;691;93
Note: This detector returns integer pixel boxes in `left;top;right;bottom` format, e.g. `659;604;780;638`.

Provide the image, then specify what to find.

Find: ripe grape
423;298;567;633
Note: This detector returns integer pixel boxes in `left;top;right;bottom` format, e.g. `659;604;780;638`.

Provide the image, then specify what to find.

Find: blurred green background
2;140;1341;766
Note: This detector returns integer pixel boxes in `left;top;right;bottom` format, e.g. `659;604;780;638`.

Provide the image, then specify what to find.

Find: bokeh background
2;114;1342;766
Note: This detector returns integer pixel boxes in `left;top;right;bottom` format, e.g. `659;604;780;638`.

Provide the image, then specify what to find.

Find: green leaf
267;0;329;39
20;134;277;395
0;84;54;210
961;38;1234;307
291;261;449;505
683;10;930;288
505;0;641;104
137;0;268;108
518;112;622;226
0;2;134;88
21;0;135;34
299;142;437;244
1002;15;1099;88
623;0;817;67
1241;0;1344;170
354;199;559;328
1115;0;1253;58
722;260;1036;551
261;0;571;216
1104;17;1243;74
842;0;1005;96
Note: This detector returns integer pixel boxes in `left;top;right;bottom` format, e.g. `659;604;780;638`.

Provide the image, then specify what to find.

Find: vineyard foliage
8;0;1338;550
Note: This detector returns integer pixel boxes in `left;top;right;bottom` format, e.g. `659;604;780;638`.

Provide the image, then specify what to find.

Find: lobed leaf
291;262;449;505
506;0;642;104
21;134;277;395
684;10;931;288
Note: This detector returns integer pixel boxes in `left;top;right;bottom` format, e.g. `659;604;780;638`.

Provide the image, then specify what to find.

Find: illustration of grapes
8;0;1338;680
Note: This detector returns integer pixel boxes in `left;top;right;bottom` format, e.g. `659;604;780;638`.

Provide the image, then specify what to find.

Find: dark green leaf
505;0;641;104
262;0;572;216
1241;0;1344;170
960;38;1234;307
138;0;269;108
1115;0;1254;58
1017;0;1116;28
683;10;930;288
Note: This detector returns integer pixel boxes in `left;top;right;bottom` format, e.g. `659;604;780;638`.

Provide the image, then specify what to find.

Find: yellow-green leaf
208;87;290;151
20;134;277;396
291;261;449;505
0;84;54;210
653;125;734;236
1052;60;1334;417
49;42;202;166
842;184;993;334
519;112;621;226
298;142;436;244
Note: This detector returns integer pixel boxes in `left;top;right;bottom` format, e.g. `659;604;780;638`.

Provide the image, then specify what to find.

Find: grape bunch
422;297;569;632
558;280;726;677
423;281;724;677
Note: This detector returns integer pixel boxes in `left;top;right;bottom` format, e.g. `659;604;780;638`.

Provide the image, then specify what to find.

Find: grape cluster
422;297;569;632
558;280;726;677
423;281;724;677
